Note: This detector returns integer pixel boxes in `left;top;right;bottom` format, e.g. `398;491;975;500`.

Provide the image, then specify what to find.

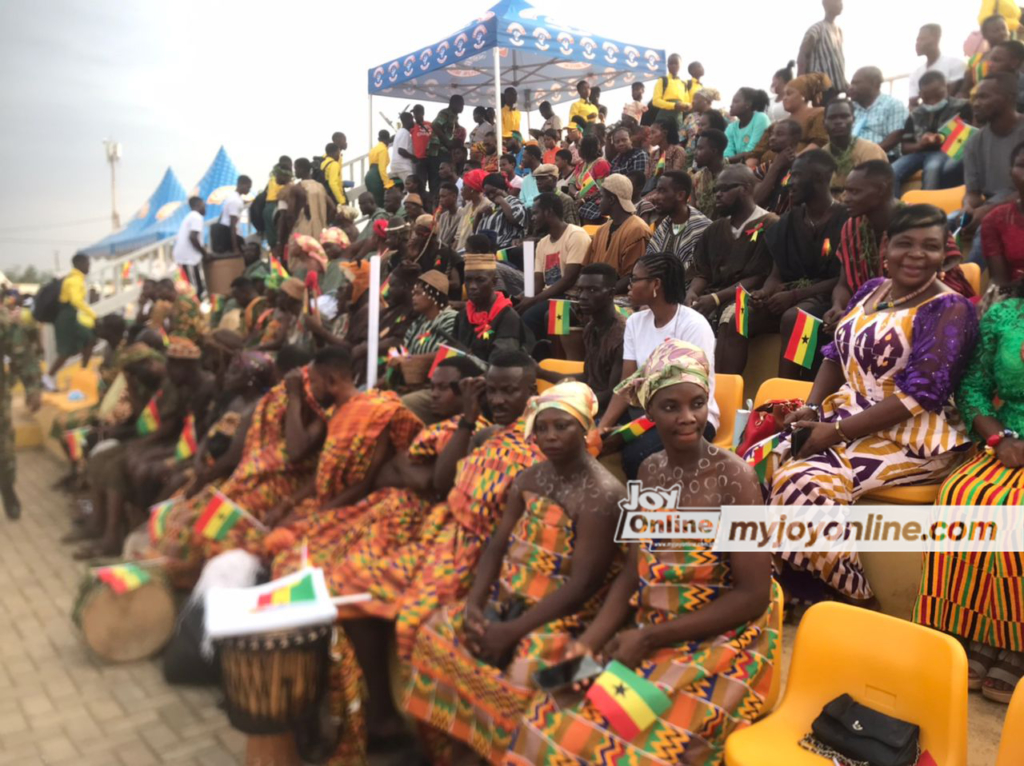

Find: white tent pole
368;94;373;162
493;47;503;148
366;254;381;389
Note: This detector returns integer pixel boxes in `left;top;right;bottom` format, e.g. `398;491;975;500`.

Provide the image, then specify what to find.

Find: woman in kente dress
750;204;978;604
404;382;625;764
915;278;1024;704
506;340;779;766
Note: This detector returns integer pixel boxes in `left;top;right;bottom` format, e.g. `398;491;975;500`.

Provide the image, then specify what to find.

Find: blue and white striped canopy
367;0;666;108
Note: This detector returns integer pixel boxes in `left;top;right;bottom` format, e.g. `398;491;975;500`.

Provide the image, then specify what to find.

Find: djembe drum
72;568;176;663
216;624;332;766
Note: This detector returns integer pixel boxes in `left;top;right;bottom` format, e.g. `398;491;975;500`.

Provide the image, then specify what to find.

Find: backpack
641;76;669;127
249;188;267;234
313;158;339;204
32;277;64;323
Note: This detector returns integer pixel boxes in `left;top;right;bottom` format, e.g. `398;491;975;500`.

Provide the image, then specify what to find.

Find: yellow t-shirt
502;105;521;138
568;99;599;128
369;142;394;189
979;0;1021;31
267;176;283;203
653;75;702;109
58;268;96;328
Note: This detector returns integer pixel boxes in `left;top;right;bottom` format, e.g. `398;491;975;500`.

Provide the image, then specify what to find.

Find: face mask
921;99;949;113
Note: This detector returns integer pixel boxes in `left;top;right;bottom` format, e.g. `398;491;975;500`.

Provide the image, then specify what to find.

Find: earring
653;287;658;299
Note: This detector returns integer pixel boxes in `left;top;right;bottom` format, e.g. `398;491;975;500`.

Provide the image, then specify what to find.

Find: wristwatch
804;403;823;419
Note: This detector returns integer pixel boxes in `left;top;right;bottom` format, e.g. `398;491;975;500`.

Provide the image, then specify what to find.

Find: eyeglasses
628;276;655;286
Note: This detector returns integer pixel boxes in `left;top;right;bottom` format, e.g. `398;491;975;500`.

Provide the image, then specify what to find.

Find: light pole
103;139;122;231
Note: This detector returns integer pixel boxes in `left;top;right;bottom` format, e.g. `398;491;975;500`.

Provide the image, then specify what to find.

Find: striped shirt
646;206;712;276
803;20;847;92
477;195;527;250
853;94;909;153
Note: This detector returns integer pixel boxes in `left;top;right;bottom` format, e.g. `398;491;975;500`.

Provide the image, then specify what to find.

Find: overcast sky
0;0;977;273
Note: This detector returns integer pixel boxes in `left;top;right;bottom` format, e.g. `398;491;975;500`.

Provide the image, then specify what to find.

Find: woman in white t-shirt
598;251;719;479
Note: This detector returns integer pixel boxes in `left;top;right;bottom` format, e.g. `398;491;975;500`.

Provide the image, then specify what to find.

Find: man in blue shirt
849;66;909;159
518;145;542;207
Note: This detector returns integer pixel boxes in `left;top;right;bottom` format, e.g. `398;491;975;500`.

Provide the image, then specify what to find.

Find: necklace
802;200;837;235
871;275;937;312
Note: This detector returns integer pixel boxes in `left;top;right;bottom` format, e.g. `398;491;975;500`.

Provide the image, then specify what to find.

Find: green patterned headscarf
615;339;710;410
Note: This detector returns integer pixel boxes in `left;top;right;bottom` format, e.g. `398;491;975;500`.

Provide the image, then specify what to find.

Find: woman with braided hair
597;251;720;479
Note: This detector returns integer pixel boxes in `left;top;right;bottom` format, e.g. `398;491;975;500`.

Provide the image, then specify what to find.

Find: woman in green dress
915;279;1024;704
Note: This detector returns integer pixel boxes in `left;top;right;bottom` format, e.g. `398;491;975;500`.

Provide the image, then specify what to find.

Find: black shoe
2;486;21;520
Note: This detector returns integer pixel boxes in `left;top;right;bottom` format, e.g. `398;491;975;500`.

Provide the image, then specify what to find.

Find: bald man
684;166;778;335
849;66;909;156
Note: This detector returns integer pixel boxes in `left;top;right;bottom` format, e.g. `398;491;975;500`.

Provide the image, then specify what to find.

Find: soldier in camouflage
1;306;42;519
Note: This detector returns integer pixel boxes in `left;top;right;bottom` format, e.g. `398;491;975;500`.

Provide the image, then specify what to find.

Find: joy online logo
603;41;619;64
454;33;468;56
403;55;416;77
373;67;385;88
580;36;596;60
624;45;640;67
436;41;449;64
472;24;487;49
644;49;662;71
533;27;551;50
616;482;719;545
420;48;432;71
387;61;399;83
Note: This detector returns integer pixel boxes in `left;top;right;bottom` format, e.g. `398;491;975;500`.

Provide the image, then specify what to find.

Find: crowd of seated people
29;5;1024;763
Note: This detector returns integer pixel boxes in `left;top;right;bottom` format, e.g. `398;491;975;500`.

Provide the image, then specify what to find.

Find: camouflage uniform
1;308;41;494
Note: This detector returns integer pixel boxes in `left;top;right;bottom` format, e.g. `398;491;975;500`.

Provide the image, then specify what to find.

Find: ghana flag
428;344;465;377
783;309;822;369
548;299;572;336
95;563;151;595
735;285;750;338
613;416;656;443
64;427;90;462
195;492;244;542
579;165;598;198
120;261;132;281
747;434;781;482
254;572;317;611
496;249;510;263
175;414;198;461
136;396;161;435
269;254;289;280
148;499;176;543
938;116;975;162
585;660;671;739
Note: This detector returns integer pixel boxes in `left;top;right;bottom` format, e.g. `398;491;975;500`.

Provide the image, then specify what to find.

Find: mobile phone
790;427;811;457
533;655;604;692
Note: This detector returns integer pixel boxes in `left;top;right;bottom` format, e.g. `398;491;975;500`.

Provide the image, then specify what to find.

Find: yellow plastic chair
761;585;784;715
900;185;966;216
996;680;1024;766
724;602;968;766
713;374;744;449
582;224;603;238
960;262;981;296
537;359;585;394
752;378;813;409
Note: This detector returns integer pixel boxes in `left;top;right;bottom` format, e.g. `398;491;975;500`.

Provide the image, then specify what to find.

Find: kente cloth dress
505;539;780;766
296;419;542;766
154;373;331;564
749;278;977;600
403;492;623;765
916;298;1024;651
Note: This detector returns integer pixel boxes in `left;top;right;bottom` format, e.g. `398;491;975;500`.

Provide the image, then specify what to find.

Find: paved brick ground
0;449;245;765
0;449;1007;765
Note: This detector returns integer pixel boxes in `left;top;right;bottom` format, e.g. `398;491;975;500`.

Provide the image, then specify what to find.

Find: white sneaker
41;374;57;392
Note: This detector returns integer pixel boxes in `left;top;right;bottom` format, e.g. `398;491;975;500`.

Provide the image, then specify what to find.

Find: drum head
80;580;176;663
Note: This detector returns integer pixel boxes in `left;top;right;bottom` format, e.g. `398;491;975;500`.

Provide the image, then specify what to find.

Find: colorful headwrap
789;73;832;105
166;336;202;361
372;219;390;239
464;169;488;192
614;339;710;410
289;234;327;270
319;227;350;247
524;381;599;439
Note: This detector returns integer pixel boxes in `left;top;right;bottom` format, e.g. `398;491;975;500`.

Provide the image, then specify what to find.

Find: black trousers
180;263;206;300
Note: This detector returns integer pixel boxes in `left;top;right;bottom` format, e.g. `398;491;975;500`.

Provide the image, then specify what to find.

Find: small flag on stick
938;116;975;162
194;492;249;542
253;572;317;611
210;294;226;316
428;344;466;377
268;254;289;280
148;499;176;543
547;299;572;336
95;563;151;595
585;660;672;739
121;261;132;281
64;428;90;462
783;309;822;369
175;414;198;461
612;416;656;443
615;305;633;319
136;396;161;435
496;249;510;263
747;434;782;482
735;285;750;338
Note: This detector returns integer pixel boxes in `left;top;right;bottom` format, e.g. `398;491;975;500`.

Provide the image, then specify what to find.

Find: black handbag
799;694;920;766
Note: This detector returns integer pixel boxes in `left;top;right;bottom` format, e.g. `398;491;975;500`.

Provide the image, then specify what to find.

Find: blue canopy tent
366;0;666;143
81;167;188;257
191;146;240;229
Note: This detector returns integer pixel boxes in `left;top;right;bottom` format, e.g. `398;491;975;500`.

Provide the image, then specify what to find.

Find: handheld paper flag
783;309;822;369
175;414;198;461
428;344;466;377
547;299;572;336
735;285;750;338
136;396;161;435
195;492;245;542
95;563;151;595
613;416;656;444
585;660;671;740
